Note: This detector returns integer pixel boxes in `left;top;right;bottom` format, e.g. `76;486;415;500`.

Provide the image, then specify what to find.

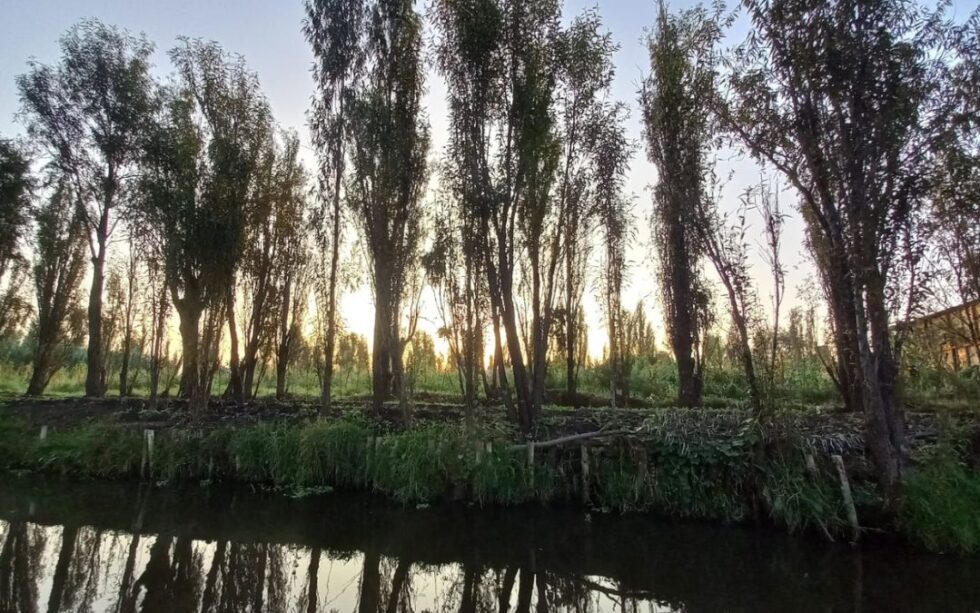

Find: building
904;299;980;370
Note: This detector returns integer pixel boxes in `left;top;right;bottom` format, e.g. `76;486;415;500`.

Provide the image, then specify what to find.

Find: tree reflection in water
1;477;980;612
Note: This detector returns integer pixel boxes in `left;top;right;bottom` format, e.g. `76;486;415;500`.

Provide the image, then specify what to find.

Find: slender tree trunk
149;284;168;409
321;98;345;414
119;333;132;397
225;288;244;401
84;218;108;397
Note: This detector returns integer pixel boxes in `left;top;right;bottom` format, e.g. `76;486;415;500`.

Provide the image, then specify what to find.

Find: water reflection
1;477;979;612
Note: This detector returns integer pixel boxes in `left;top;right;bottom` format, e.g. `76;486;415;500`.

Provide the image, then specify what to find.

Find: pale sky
2;0;973;359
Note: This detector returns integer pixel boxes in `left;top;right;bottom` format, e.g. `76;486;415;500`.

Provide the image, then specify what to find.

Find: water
0;477;978;613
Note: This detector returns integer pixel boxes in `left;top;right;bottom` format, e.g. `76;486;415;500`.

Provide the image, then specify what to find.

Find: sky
2;0;973;359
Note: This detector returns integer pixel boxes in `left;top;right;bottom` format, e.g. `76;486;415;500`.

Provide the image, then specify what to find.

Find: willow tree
424;189;486;422
346;0;429;414
138;41;271;410
27;184;88;396
232;130;309;398
434;0;562;433
0;139;33;337
592;103;634;407
639;2;716;407
554;10;620;398
719;0;965;500
17;20;153;398
304;0;364;411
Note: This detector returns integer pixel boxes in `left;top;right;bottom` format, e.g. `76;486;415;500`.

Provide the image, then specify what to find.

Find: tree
554;10;621;398
346;0;430;415
26;184;88;395
232;130;310;399
0;139;34;338
138;40;272;410
696;193;766;419
434;0;562;434
639;2;717;407
592;103;634;407
17;19;154;397
718;0;966;500
424;189;486;422
304;0;365;411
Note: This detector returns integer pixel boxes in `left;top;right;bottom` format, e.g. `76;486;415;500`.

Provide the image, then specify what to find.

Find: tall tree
304;0;365;411
434;0;562;433
138;40;271;410
0;139;34;338
424;189;486;422
718;0;965;500
17;20;153;397
346;0;430;414
639;2;716;407
26;184;88;395
592;103;634;407
554;10;620;398
233;130;309;398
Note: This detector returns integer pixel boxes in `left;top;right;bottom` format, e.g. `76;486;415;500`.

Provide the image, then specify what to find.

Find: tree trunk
372;278;394;414
225;288;244;402
321;98;345;414
119;334;131;397
84;226;108;397
175;297;203;410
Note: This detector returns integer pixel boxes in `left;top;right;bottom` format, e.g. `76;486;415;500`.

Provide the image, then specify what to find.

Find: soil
2;393;977;456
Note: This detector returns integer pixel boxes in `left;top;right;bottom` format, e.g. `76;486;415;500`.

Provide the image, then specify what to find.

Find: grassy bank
1;407;978;554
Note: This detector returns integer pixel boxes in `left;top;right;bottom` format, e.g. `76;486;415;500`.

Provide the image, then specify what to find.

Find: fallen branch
507;428;637;451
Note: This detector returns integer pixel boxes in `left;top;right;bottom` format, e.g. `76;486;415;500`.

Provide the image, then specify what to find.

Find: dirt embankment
2;394;977;458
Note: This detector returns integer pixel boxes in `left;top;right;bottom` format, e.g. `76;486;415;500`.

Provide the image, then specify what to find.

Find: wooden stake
805;452;818;476
832;454;860;544
141;429;155;479
580;444;591;505
39;425;48;441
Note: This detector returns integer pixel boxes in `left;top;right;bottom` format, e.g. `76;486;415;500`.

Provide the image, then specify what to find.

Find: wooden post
372;437;381;488
832;454;860;544
580;444;591;505
365;436;374;483
39;425;48;441
527;442;536;490
141;429;155;479
805;452;818;476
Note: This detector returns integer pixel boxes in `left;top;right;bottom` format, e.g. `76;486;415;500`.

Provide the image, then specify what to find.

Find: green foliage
763;453;849;535
299;418;372;487
31;426;142;477
900;437;980;554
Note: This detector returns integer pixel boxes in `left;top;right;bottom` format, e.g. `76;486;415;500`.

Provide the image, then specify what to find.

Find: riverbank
1;396;979;554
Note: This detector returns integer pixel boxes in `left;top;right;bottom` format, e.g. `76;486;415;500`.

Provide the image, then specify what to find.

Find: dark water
0;477;978;613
